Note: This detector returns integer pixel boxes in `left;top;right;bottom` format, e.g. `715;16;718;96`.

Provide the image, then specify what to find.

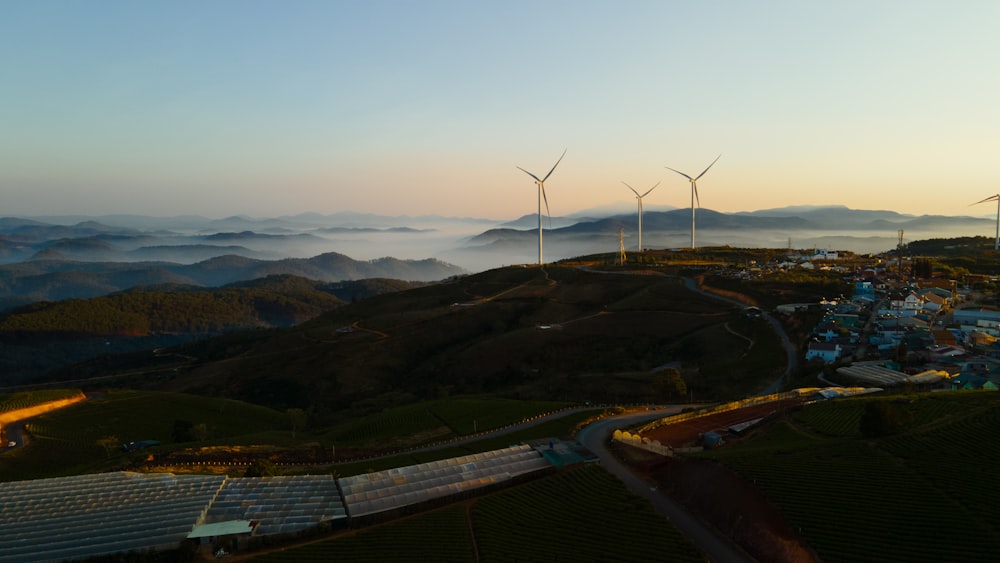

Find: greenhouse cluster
0;443;555;561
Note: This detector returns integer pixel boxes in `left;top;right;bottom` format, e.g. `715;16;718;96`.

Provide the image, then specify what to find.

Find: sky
2;1;999;221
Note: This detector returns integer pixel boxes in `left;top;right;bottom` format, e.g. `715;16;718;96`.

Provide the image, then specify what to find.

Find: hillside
681;391;1000;562
0;276;421;383
40;264;791;424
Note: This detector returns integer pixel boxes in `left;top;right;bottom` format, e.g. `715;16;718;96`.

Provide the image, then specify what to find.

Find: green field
321;409;603;478
322;398;573;447
252;465;701;562
697;391;1000;563
0;392;593;482
0;390;287;481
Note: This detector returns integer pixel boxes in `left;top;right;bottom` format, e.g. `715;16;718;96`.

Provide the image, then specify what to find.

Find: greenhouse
339;444;551;518
0;472;224;562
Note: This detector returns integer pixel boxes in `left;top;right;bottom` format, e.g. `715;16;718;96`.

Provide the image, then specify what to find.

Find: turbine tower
972;194;1000;251
517;149;566;265
622;180;660;252
665;155;721;249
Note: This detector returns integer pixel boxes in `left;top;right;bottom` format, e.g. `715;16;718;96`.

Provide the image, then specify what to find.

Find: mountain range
0;205;994;310
0;252;462;312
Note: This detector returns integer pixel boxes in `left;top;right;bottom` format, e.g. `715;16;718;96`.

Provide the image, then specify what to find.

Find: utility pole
618;228;626;265
897;229;905;282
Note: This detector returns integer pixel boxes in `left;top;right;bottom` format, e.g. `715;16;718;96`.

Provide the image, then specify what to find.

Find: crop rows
327;405;447;446
793;400;864;436
880;403;1000;534
27;390;284;446
0;389;81;414
471;465;701;562
429;398;571;436
251;505;474;562
701;392;1000;562
1;390;288;481
709;439;997;562
325;399;571;447
324;410;601;479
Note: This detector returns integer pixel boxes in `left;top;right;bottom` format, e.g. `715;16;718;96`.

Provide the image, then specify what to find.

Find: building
806;341;843;363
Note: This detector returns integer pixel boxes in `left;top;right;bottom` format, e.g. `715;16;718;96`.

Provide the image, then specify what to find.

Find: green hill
692;391;1000;562
0;275;427;383
66;265;788;420
0;275;347;335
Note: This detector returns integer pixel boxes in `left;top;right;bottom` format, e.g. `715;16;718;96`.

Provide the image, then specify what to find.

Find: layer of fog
6;212;994;275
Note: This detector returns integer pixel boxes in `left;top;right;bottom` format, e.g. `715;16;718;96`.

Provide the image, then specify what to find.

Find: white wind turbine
971;193;1000;250
665;155;721;249
517;149;566;265
622;181;660;252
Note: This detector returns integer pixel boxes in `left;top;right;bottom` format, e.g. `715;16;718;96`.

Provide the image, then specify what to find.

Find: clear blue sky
2;1;998;219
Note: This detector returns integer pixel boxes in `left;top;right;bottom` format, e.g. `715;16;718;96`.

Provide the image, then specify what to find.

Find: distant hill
4;207;996;275
0;252;465;310
0;274;347;336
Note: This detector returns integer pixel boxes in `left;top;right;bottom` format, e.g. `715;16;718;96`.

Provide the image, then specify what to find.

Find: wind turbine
971;194;1000;250
665;154;721;249
622;181;660;252
517;149;566;265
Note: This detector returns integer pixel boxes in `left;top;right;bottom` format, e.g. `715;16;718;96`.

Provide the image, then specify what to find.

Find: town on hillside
720;247;1000;391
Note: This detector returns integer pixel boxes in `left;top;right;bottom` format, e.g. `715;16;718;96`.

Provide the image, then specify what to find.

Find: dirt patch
643;399;804;448
615;443;816;563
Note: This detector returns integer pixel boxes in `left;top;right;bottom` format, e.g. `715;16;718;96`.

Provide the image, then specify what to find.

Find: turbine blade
641;181;661;198
517;166;542;183
694;154;721;181
622;181;641;198
665;166;693;181
971;194;1000;205
542;186;552;228
694;184;701;208
541;149;567;183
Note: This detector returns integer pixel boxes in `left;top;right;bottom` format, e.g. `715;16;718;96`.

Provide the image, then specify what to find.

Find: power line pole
618;228;626;265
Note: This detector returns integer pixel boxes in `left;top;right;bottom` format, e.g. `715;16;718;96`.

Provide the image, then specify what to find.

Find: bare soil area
643;398;805;448
617;400;819;563
615;443;817;563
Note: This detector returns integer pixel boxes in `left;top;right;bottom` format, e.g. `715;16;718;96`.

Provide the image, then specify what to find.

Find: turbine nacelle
622;180;660;199
665;154;721;249
516;149;567;264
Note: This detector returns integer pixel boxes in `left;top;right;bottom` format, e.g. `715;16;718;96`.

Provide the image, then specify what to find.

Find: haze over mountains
0;205;993;310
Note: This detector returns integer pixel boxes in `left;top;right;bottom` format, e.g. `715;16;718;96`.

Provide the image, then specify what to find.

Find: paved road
577;409;754;563
682;277;797;395
3;422;26;451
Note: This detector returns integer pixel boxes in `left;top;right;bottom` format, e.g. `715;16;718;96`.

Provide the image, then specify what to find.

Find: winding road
577;408;754;563
682;277;798;395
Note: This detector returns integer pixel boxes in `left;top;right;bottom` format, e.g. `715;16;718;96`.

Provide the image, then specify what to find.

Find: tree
653;368;687;402
172;419;194;443
913;258;933;279
894;341;908;364
244;458;277;477
192;422;209;442
96;435;119;457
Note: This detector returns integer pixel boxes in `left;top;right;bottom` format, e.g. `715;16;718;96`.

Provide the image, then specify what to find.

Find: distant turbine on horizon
666;155;721;249
622;181;660;252
517;149;566;265
971;194;1000;250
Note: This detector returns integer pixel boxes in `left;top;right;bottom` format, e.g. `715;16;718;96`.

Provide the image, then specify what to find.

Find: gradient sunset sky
2;1;998;220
